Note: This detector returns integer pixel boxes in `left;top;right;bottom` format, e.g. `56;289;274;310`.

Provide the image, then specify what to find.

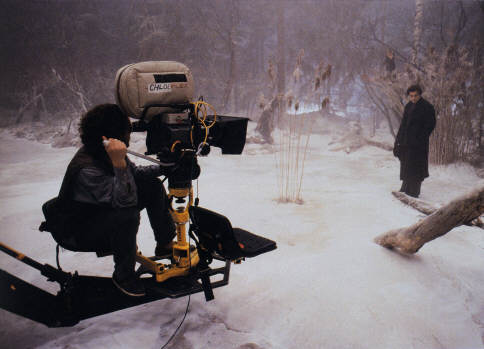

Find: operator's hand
102;136;127;168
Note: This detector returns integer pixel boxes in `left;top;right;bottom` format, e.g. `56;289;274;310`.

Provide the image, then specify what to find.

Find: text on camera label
148;82;172;93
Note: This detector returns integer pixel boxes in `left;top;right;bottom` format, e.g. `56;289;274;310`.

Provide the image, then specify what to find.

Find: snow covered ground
1;124;483;349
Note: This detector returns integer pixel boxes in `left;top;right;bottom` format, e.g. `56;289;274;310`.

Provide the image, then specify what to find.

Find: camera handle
102;140;176;167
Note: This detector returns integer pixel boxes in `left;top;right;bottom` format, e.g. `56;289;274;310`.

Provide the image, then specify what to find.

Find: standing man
393;85;436;197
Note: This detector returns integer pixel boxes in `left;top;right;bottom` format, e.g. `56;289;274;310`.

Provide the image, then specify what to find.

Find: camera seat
189;206;276;260
39;197;113;258
39;219;112;258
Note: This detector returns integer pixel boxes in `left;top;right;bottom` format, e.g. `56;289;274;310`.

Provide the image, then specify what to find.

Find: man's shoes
155;241;174;257
112;274;146;297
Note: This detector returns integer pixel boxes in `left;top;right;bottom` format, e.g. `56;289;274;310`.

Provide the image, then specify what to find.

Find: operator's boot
112;273;145;297
154;241;175;257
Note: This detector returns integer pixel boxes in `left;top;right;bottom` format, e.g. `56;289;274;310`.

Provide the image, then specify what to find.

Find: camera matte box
115;61;194;119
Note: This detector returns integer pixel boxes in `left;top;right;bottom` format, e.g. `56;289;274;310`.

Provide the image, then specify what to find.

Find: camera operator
54;104;176;297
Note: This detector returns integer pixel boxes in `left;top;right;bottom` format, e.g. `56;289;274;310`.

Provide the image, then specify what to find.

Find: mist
1;1;484;348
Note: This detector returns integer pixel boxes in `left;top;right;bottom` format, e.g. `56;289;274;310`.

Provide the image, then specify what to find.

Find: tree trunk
16;91;43;124
222;30;236;109
381;0;387;44
276;5;285;96
480;104;484;161
411;0;424;66
256;25;265;77
371;113;376;138
375;186;484;254
222;1;238;110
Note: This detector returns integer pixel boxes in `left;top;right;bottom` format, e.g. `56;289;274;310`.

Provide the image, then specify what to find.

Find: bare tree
276;5;286;97
411;0;424;67
221;1;240;111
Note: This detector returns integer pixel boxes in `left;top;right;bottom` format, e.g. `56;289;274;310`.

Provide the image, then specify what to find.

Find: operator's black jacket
394;98;436;181
41;147;119;250
41;146;168;251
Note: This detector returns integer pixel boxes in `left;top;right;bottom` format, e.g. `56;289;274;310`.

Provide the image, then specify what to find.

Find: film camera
116;61;248;188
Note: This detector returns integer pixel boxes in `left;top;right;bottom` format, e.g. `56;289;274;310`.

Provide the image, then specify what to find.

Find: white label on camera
148;83;172;93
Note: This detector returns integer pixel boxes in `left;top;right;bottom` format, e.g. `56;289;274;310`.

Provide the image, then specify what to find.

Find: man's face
408;91;421;104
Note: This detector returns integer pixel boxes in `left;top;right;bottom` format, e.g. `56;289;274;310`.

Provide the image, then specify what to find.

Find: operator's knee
73;207;140;252
137;177;168;208
139;177;164;193
102;207;140;229
116;207;141;226
109;207;140;245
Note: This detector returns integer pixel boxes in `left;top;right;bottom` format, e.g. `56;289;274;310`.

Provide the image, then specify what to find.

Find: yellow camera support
135;186;199;282
134;101;218;283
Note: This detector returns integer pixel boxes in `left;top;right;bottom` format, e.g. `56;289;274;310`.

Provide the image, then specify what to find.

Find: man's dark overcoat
394;97;436;181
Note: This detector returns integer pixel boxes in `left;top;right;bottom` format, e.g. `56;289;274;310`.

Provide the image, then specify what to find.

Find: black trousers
73;177;175;281
400;179;422;198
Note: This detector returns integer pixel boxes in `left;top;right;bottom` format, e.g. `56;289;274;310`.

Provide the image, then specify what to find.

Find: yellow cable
190;101;217;147
190;121;209;146
171;140;181;153
200;119;208;143
191;101;217;128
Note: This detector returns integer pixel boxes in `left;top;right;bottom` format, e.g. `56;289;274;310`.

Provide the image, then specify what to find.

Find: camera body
116;61;249;188
131;104;249;156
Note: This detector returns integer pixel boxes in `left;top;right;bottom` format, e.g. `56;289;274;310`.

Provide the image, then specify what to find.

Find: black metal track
0;261;230;327
0;269;69;327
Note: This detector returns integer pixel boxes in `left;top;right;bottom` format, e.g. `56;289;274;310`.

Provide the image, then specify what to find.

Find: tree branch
368;19;426;74
375;186;484;254
392;191;484;228
362;79;396;138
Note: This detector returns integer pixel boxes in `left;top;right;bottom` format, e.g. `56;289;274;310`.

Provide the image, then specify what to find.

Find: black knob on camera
199;143;211;156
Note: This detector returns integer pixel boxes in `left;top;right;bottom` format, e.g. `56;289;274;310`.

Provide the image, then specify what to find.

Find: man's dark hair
406;84;423;96
79;104;131;153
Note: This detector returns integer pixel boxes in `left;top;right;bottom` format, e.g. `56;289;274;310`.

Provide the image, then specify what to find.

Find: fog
2;1;482;120
1;1;483;348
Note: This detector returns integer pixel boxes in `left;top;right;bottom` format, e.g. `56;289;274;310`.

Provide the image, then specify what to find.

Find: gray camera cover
115;61;194;119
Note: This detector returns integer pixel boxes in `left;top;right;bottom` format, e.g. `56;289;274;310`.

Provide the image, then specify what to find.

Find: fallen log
391;191;484;228
375;185;484;253
328;123;393;154
366;139;393;152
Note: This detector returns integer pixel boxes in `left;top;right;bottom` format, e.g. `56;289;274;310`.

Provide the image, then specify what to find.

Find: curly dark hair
406;84;423;96
79;104;131;153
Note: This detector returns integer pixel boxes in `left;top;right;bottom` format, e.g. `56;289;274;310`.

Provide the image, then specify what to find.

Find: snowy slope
0;128;483;349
